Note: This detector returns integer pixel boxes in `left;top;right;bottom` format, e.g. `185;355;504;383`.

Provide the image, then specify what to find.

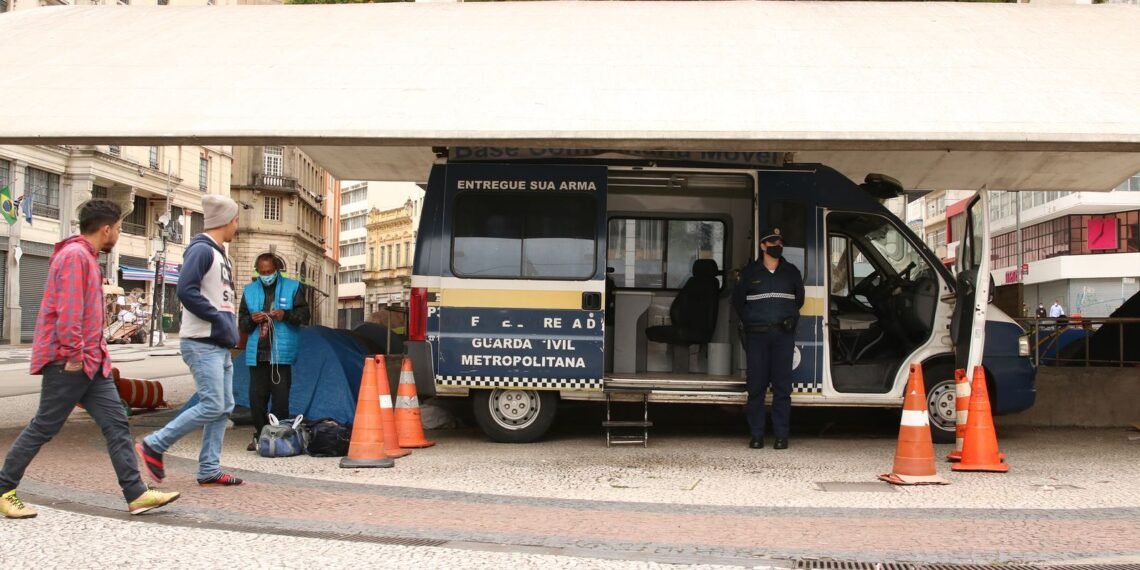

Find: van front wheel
924;370;958;444
472;389;558;443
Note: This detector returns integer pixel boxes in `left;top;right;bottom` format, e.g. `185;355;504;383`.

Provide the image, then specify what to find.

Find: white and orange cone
879;363;949;486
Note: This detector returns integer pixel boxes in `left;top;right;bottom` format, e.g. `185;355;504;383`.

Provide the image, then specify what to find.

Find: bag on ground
258;414;309;458
305;417;352;457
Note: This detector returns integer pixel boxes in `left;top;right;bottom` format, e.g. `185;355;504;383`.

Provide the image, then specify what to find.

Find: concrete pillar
6;160;27;345
60;171;95;240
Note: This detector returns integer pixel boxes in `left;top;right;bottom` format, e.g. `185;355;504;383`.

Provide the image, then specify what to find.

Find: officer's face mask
764;244;784;259
259;272;278;286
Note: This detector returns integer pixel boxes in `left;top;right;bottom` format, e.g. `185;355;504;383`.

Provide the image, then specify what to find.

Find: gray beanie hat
202;195;239;229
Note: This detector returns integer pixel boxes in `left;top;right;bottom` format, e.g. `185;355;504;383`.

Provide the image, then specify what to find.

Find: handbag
258;414;309;458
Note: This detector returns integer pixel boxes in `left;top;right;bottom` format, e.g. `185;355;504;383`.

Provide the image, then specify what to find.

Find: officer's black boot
749;436;764;449
774;438;789;450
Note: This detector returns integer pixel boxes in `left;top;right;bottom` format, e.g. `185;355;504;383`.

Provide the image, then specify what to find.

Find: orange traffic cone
947;369;970;462
879;363;948;485
952;366;1009;473
375;356;411;459
395;356;436;449
340;357;395;469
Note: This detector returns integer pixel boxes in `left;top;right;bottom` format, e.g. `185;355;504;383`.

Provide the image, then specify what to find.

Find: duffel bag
258;414;310;458
305;417;351;457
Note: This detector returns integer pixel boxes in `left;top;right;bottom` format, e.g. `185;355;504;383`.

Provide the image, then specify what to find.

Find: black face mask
765;245;784;258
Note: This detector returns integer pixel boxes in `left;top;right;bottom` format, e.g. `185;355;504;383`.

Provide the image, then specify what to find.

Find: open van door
951;190;991;378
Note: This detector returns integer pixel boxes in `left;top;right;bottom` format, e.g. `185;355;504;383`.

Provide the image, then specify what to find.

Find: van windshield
864;218;929;277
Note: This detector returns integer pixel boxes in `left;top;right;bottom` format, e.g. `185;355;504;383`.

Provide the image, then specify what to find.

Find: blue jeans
145;339;234;480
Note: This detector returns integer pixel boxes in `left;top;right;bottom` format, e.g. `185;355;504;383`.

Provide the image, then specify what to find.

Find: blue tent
182;326;370;425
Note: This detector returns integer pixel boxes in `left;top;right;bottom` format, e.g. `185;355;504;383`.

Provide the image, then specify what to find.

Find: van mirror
860;173;905;200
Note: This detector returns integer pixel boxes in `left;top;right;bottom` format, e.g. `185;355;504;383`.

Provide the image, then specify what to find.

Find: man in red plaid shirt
0;199;180;519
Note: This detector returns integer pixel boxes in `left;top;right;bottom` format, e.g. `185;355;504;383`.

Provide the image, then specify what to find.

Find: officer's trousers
744;330;795;439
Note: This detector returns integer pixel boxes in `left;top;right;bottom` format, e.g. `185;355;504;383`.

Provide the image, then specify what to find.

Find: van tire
923;366;958;444
472;389;558;443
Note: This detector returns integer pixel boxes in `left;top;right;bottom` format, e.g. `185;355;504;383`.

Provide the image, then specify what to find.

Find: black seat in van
646;259;720;372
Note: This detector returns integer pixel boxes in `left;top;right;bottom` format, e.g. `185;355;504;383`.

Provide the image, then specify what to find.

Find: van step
602;420;654;428
604;390;651;448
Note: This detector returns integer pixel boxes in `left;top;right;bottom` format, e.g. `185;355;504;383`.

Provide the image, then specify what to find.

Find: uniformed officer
733;228;805;450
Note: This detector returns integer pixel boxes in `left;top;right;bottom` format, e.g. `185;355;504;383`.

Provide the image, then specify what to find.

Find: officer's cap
759;227;783;243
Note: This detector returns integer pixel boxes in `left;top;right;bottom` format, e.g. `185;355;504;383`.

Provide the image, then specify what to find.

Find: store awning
120;264;180;285
1;3;1139;191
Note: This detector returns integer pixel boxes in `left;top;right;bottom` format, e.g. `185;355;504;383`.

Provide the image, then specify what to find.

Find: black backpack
305;418;351;457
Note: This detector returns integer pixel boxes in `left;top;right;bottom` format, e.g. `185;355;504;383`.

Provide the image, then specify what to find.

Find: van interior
601;169;940;396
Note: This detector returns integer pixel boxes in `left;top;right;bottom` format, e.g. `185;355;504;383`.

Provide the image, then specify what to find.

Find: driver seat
646;259;720;372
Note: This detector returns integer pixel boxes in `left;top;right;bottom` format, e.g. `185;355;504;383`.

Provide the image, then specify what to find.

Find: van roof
1;3;1138;191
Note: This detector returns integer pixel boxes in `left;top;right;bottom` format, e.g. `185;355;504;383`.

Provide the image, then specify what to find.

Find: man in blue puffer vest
733;228;804;451
238;253;310;451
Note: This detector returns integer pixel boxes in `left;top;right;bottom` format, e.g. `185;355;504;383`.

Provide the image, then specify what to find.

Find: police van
404;149;1036;444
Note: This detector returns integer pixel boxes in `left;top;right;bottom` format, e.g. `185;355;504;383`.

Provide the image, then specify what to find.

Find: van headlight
1018;334;1031;357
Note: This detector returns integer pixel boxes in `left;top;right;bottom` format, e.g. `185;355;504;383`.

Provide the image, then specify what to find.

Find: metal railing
1015;317;1140;368
252;173;300;193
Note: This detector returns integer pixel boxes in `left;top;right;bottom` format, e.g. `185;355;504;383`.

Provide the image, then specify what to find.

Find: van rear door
951;190;991;377
436;163;608;392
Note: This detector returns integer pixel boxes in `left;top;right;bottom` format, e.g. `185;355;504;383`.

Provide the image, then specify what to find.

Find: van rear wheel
924;367;958;444
472;389;558;443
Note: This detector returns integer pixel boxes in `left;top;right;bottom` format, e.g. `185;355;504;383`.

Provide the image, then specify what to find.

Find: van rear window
452;193;597;279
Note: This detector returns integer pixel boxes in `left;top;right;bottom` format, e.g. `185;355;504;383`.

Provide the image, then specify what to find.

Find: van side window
608;218;726;289
452;193;596;279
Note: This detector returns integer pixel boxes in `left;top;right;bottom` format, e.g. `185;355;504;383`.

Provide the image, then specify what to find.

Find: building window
91;185;108;200
26;167;61;220
452;193;597;280
169;206;185;243
199;158;208;192
607;218;726;289
339;267;363;284
190;211;204;236
339;213;366;232
149;146;159;169
926;195;946;219
340;242;366;258
108;145;121;157
123;196;147;235
341;186;367;205
0;159;10;189
1116;174;1140;193
0;0;8;14
263;146;284;177
404;242;411;267
264;196;281;222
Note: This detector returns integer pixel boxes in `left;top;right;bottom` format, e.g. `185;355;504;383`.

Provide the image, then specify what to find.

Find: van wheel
472;389;557;443
924;368;957;444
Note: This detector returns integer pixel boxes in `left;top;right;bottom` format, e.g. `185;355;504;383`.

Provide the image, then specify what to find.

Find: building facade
362;198;423;314
0;144;231;343
337;181;424;328
229;146;339;328
984;173;1140;318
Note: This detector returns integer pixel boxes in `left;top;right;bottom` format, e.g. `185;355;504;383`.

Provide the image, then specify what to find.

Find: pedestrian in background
732;228;804;450
238;253;310;452
137;195;245;487
1;200;180;519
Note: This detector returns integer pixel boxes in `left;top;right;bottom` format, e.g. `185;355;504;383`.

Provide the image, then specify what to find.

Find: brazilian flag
0;186;16;225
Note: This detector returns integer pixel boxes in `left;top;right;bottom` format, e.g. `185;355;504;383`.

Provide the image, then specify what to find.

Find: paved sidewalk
3;417;1139;567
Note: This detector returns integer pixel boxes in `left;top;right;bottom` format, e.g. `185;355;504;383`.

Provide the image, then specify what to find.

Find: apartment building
362;197;423;314
337;181;423;328
0;144;231;342
229;146;339;328
983;174;1140;318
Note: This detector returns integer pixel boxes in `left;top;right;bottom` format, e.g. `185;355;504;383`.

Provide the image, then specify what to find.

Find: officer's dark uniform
732;228;804;449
